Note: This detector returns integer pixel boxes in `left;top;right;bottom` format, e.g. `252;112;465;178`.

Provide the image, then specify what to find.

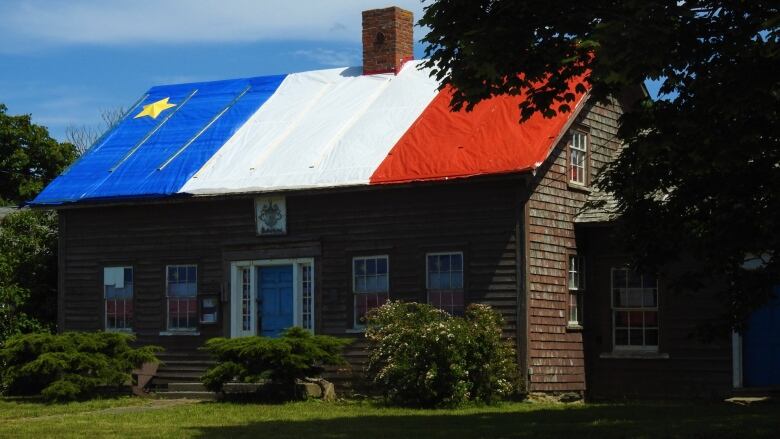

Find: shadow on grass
188;401;780;439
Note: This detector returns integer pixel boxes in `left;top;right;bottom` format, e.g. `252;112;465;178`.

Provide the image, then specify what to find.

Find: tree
65;107;125;154
420;1;779;328
0;104;77;206
0;209;58;345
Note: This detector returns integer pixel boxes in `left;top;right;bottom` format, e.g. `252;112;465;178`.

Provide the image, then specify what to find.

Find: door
258;265;294;337
743;286;780;387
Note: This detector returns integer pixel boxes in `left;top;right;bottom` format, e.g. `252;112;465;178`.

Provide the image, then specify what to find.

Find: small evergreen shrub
0;331;161;402
365;301;519;407
201;327;350;394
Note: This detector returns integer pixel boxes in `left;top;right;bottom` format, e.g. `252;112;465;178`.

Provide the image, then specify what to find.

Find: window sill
566;323;583;332
567;182;592;193
159;331;201;336
599;351;669;360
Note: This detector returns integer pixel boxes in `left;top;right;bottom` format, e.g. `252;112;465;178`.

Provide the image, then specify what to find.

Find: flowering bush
365;301;518;407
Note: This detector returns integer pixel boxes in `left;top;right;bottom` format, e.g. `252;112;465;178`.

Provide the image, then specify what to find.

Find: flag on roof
30;61;587;206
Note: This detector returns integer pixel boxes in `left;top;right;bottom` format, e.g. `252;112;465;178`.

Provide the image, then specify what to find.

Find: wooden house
31;7;778;398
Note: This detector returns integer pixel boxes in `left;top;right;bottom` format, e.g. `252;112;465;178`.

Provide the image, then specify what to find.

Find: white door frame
229;258;314;337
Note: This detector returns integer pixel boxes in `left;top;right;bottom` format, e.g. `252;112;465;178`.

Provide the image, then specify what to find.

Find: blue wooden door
744;286;780;387
258;265;294;338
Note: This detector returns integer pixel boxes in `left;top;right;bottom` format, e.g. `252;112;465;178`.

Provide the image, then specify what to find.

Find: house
30;6;777;398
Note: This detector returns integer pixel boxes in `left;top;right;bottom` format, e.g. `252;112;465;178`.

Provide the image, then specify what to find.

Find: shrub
201;327;350;394
365;301;519;407
0;331;161;402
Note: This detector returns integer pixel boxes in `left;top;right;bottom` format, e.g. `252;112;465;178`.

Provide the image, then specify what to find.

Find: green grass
0;398;778;438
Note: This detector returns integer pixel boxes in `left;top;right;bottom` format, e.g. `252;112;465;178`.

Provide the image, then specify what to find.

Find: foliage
0;103;77;206
201;327;350;393
420;1;780;327
1;400;780;439
0;331;161;402
365;301;518;407
65;106;125;154
0;209;58;347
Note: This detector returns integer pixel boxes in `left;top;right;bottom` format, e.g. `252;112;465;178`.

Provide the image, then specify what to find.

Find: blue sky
0;0;663;142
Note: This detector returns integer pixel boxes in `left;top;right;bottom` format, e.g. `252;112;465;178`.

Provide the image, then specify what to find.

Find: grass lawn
0;397;778;438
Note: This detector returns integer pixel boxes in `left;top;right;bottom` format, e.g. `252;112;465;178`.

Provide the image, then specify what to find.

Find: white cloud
0;0;428;52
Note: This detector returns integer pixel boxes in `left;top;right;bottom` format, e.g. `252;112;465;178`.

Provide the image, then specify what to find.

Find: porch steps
155;382;218;400
149;352;215;390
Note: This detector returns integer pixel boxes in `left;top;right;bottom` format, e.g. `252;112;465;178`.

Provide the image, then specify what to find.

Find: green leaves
421;0;780;325
0;104;77;206
201;327;350;393
0;332;161;401
0;209;58;346
365;301;518;407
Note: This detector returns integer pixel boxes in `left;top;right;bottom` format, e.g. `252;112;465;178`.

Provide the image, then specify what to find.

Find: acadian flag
31;62;587;205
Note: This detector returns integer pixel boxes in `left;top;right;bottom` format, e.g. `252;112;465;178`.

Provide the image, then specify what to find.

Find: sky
0;0;663;142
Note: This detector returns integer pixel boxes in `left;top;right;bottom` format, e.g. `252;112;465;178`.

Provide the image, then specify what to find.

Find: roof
31;61;588;206
574;189;619;223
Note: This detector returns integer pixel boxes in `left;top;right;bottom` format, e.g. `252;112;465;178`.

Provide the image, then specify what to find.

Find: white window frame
568;255;585;327
229;258;315;337
104;266;133;332
569;131;588;185
611;267;660;352
165;264;198;332
353;255;390;328
425;251;465;315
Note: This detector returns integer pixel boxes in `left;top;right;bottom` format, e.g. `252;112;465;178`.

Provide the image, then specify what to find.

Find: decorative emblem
255;196;286;235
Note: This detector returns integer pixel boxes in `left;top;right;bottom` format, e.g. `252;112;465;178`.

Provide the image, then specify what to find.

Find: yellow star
134;97;176;119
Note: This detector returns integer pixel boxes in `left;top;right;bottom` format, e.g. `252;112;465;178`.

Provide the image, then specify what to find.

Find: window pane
615;311;629;327
187;266;197;282
629;329;644;345
628;271;642;289
440;255;450;272
451;254;463;270
376;274;389;292
366;276;377;292
615;329;629;345
644;311;658;326
354;260;365;276
429;272;441;290
645;329;659;346
643;289;657;307
629;311;644;327
366;259;376;276
124;268;133;283
356;276;366;292
376;257;387;275
451;272;464;289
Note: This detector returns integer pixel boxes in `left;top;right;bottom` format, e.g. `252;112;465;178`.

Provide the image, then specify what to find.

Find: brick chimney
362;6;414;75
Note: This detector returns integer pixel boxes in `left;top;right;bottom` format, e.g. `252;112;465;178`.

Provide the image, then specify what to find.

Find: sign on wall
255;196;287;235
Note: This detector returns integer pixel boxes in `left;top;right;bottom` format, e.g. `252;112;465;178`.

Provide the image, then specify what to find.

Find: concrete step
168;382;208;392
155;391;218;400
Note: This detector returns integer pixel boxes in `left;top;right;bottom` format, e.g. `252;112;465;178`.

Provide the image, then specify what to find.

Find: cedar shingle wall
59;179;521;362
526;98;623;392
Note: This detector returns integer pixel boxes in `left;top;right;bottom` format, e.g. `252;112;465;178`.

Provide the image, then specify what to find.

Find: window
569;131;588;185
353;256;389;326
104;266;133;331
612;268;659;349
427;252;465;315
301;263;314;331
166;265;197;331
568;255;585;326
